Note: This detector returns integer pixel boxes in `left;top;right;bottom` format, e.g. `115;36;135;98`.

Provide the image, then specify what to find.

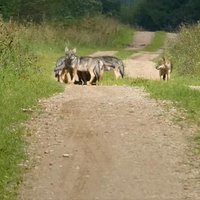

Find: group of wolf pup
54;47;125;85
54;47;172;83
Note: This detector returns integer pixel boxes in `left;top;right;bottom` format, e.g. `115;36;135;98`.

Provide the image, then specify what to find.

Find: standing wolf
65;47;104;85
97;56;125;79
54;56;73;83
54;57;67;83
156;57;172;81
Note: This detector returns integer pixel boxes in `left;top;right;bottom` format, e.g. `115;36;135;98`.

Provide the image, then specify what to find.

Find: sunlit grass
0;45;63;200
167;23;200;76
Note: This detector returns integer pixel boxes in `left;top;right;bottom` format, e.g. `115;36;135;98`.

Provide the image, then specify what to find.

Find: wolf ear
65;47;69;54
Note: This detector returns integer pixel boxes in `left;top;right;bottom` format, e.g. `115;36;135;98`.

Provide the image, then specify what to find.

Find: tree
121;0;200;31
63;0;102;17
0;0;21;19
0;0;102;22
98;0;121;16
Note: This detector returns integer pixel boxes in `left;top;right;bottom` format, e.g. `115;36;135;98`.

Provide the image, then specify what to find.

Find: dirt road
20;32;200;200
131;31;155;49
124;51;160;80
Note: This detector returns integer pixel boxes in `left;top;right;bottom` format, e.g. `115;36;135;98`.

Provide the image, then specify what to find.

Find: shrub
167;23;200;76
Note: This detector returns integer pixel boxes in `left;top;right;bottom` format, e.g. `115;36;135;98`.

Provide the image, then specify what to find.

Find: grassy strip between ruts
144;31;167;52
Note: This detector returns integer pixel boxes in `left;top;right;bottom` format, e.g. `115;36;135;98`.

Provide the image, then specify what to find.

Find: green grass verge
144;31;166;52
0;51;63;200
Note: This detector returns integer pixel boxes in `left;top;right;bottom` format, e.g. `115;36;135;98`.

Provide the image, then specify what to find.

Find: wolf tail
118;61;125;78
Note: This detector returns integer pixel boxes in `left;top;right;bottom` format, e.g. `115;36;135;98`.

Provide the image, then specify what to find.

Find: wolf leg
65;72;71;83
113;68;121;79
71;69;78;84
87;71;95;85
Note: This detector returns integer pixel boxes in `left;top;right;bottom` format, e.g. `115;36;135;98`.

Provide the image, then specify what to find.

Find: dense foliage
1;0;200;30
167;22;200;76
0;19;59;200
122;0;200;31
0;0;102;21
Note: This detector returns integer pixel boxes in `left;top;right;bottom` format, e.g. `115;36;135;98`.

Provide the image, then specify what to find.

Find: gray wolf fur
54;56;73;83
97;56;125;79
156;57;172;81
54;57;67;83
65;47;104;85
53;56;93;85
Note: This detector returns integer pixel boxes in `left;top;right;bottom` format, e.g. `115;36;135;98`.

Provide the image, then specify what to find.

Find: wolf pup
54;57;67;83
98;56;125;79
65;47;104;85
54;56;74;83
156;57;172;81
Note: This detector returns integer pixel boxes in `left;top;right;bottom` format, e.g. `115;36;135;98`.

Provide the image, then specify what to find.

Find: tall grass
167;23;200;77
165;23;200;151
22;16;133;53
0;19;63;199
